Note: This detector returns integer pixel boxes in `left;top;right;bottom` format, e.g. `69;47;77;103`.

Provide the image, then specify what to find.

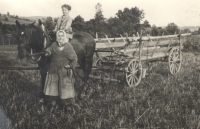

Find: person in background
53;4;73;43
44;30;77;107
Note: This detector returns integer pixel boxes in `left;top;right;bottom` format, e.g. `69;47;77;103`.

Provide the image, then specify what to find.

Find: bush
183;35;200;52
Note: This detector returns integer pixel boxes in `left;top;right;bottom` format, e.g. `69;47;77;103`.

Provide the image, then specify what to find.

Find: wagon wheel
94;58;102;67
125;59;142;87
168;47;182;75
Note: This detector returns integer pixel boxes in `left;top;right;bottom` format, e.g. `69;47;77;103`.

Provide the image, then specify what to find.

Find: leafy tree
85;19;96;37
116;7;145;35
165;23;179;35
191;30;199;35
142;27;151;36
44;16;55;30
95;3;105;22
47;16;53;21
157;27;168;36
181;28;191;34
72;15;86;32
107;17;124;37
143;20;151;28
54;18;58;23
198;28;200;34
2;24;17;35
15;15;18;19
94;3;106;37
0;22;3;29
151;25;158;36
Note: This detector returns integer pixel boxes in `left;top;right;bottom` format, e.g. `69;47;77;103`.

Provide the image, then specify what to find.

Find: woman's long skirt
43;67;75;99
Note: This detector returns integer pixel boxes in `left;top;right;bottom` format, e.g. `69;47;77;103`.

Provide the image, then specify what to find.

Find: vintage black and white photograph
0;0;200;128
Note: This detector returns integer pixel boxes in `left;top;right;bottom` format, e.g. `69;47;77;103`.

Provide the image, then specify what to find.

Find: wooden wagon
0;32;191;87
90;33;191;87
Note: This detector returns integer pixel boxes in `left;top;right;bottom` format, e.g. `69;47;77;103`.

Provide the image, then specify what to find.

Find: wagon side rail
95;33;190;57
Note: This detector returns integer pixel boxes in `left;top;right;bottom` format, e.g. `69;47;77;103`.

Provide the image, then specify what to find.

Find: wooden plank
119;46;160;53
121;47;169;57
141;52;167;61
94;33;191;42
95;37;138;42
96;42;126;49
0;66;40;70
95;49;114;52
95;38;186;49
96;47;169;59
124;52;167;63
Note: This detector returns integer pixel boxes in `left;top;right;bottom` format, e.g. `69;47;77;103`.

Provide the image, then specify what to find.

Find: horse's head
16;19;51;63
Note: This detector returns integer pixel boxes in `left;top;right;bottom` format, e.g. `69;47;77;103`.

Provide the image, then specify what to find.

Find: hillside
179;26;200;32
24;16;47;22
159;26;199;32
0;15;36;25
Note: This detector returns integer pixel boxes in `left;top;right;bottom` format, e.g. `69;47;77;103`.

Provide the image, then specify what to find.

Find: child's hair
61;4;71;11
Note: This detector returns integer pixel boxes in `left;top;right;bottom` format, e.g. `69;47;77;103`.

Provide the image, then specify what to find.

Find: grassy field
0;36;200;128
0;45;18;51
0;15;34;24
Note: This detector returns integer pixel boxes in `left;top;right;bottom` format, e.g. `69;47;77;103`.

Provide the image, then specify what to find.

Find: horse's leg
79;59;86;92
84;57;93;82
38;59;50;103
79;57;93;97
75;57;93;98
39;68;47;102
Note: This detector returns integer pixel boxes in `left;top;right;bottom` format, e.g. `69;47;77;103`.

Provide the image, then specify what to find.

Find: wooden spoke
127;74;132;78
174;64;178;73
135;63;138;69
135;75;139;81
170;63;174;74
128;76;132;84
175;63;180;67
132;62;134;69
132;77;135;86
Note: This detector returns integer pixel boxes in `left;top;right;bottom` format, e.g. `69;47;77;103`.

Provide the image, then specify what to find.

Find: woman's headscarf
56;30;68;44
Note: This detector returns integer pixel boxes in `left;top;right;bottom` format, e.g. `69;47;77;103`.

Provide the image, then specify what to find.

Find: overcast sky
0;0;200;26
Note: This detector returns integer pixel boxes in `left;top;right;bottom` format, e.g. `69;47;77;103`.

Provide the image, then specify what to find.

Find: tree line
46;3;191;38
0;3;197;45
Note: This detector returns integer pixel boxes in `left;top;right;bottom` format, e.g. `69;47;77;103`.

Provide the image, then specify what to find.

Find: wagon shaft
0;66;40;70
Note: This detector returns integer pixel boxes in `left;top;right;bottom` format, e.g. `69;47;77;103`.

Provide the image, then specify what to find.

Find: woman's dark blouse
46;42;77;74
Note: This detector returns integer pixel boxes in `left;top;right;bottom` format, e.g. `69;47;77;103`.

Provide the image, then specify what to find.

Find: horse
15;19;96;99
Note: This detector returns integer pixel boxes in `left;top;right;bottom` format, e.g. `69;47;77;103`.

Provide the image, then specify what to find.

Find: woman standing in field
44;30;77;107
53;4;73;43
